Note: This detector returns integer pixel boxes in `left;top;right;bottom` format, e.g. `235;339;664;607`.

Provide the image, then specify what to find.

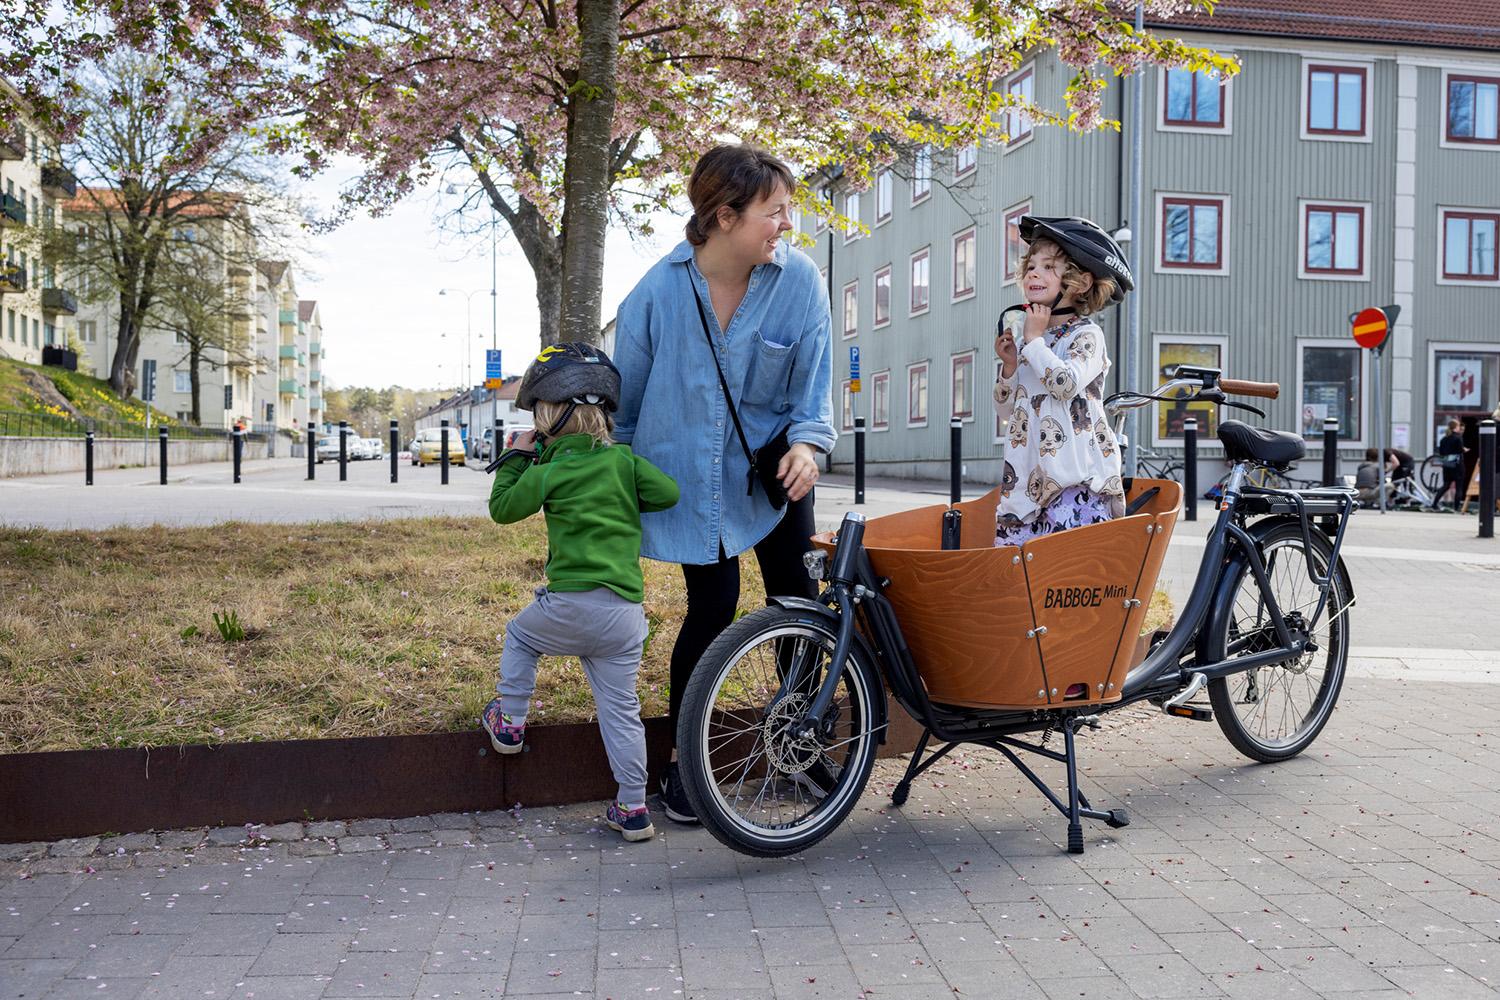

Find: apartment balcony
0;128;22;161
279;378;298;394
309;370;320;384
309;341;320;355
0;262;26;293
41;287;77;315
297;385;306;399
278;307;296;325
310;394;323;410
298;351;307;367
1;194;26;226
40;163;77;199
278;344;297;359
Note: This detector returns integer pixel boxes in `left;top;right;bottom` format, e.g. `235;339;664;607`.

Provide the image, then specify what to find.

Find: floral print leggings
995;484;1119;547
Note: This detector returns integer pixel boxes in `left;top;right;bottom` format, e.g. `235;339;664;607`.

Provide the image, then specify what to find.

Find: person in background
1432;419;1466;510
1355;448;1384;507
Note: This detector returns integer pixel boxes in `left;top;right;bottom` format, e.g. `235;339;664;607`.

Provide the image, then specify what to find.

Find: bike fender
1195;517;1353;665
764;596;890;743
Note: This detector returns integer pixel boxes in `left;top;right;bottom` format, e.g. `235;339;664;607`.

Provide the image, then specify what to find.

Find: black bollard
1481;420;1495;540
233;428;243;484
949;418;962;505
440;419;450;485
307;421;316;480
494;418;503;464
338;420;348;481
389;419;399;484
1322;417;1339;487
158;427;168;485
85;430;94;486
853;416;866;505
1183;417;1198;521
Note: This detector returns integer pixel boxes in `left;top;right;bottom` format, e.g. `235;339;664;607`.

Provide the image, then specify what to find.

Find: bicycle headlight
803;549;828;581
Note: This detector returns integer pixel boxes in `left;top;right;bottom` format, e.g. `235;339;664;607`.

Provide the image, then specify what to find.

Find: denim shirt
613;239;836;565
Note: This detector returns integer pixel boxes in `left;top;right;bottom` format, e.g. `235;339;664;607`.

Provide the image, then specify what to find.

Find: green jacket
488;433;679;603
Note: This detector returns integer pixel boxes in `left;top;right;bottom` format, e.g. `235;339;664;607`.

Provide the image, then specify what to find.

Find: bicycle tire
1205;522;1350;763
676;607;882;858
1419;455;1444;493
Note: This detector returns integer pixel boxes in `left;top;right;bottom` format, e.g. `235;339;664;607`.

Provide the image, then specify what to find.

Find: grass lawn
0;517;1171;754
1;356;178;427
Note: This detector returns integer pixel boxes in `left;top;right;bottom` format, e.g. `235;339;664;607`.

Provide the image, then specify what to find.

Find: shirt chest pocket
742;331;796;412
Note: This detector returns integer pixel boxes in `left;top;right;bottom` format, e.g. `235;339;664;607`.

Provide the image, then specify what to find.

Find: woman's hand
1023;302;1051;343
994;330;1018;376
778;442;820;502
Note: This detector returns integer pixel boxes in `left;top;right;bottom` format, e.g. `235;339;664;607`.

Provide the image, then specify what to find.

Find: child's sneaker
481;699;525;755
606;802;655;842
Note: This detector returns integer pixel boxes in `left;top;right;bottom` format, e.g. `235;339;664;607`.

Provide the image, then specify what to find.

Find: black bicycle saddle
1217;419;1305;468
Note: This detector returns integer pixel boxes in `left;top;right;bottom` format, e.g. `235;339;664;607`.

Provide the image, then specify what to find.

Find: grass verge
0;517;1172;753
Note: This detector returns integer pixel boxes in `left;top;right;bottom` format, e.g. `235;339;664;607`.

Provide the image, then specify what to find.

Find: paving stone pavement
6;675;1500;999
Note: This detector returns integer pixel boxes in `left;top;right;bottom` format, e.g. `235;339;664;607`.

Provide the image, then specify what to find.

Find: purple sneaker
606;802;655;842
481;699;525;755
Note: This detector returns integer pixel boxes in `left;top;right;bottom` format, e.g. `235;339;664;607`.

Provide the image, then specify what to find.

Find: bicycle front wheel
1419;455;1444;493
676;606;882;858
1206;522;1351;762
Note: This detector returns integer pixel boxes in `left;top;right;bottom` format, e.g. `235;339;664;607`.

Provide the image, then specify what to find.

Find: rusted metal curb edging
2;707;925;842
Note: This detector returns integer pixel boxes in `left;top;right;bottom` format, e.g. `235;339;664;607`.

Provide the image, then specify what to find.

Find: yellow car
413;426;466;466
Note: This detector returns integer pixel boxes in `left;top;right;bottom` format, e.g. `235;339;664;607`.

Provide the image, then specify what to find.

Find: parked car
474;425;536;461
407;439;419;465
412;426;467;466
315;436;341;464
349;435;374;461
364;437;385;461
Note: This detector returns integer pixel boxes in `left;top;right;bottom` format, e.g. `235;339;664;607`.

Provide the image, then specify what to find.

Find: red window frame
952;227;977;297
1303;204;1366;276
871;370;891;430
1442;210;1500;281
954;144;977;178
907;362;929;426
840;379;854;432
875;169;893;223
1306;64;1367;137
909;248;930;314
1004;202;1031;281
1006;66;1034;143
1446;75;1500;146
841;279;859;338
950;351;975;420
1159;197;1224;270
873;265;892;327
1163;68;1225;128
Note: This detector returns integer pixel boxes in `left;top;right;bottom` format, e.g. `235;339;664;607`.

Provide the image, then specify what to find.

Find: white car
364;437;385;460
315;436;341;464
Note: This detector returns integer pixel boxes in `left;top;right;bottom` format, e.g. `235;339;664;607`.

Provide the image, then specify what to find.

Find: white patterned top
993;317;1124;530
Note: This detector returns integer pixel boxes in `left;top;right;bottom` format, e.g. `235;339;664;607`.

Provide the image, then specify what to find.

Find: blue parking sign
485;349;503;380
849;345;860;378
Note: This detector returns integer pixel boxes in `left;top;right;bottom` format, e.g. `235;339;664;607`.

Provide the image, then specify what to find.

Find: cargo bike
676;367;1359;857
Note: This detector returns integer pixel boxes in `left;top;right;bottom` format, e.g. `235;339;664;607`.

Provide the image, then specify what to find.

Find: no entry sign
1351;307;1389;349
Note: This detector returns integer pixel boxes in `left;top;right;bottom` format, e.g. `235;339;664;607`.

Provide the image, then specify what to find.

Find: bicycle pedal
1164;703;1213;722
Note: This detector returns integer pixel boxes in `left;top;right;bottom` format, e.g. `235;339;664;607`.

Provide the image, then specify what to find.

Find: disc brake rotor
761;694;822;775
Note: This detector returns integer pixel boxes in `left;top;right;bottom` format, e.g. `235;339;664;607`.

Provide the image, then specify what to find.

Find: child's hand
994;330;1018;375
1023;303;1051;343
511;430;537;452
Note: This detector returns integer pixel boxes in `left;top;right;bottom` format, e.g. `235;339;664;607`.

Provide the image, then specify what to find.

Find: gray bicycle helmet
516;342;622;412
1018;215;1134;302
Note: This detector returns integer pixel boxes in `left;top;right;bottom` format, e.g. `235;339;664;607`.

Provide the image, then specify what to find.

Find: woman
613;144;836;824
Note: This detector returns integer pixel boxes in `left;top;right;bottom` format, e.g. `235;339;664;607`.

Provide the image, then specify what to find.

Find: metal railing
0;409;264;440
1;193;26;225
40;163;77;199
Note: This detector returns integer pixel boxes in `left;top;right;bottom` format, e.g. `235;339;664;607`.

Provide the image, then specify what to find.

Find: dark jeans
668;490;818;747
1433;466;1463;507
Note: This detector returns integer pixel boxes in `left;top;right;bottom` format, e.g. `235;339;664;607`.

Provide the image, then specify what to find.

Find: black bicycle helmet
516;342;622;412
1018;215;1134;302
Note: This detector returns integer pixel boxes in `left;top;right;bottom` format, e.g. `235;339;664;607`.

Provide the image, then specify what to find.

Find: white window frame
1436;205;1500;285
1154;191;1230;276
1299;56;1374;144
842;279;860;339
950;349;977;423
840;379;855;432
1003;199;1032;283
1004;62;1036;151
1151;333;1230;448
911;146;932;205
1441;68;1500;151
873;265;893;329
954;143;978;178
843;190;861;244
1296;337;1369;447
1297;198;1371;282
173;370;192;394
906;360;930;428
871;370;891;431
909;247;931;316
875;170;893;226
1156;63;1233;135
952;226;978;301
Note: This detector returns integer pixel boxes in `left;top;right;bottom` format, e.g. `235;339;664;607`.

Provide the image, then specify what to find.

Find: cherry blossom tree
283;0;1231;346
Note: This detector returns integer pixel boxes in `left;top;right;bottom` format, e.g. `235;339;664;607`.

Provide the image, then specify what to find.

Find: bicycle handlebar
1219;378;1280;399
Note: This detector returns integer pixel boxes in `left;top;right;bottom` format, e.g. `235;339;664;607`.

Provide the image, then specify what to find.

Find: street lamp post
439;287;487;389
1110;223;1132;399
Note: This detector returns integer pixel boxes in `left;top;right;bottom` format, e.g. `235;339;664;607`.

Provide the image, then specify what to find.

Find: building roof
63;187;244;218
257;260;288;284
298;300;317;322
1150;0;1500;52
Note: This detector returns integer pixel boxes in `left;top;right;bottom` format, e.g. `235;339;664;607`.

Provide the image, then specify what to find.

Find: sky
294;160;682;392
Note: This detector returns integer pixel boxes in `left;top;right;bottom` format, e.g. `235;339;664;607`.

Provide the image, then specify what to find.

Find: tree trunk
556;0;620;345
108;297;138;398
535;250;563;348
189;341;202;425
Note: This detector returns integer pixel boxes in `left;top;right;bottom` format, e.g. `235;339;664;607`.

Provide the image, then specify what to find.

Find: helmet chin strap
1048;289;1076;316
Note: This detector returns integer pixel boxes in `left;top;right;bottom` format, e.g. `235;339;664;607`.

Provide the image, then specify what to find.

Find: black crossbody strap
691;277;758;493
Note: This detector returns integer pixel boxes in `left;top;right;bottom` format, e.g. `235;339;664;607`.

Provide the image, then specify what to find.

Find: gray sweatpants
498;586;650;806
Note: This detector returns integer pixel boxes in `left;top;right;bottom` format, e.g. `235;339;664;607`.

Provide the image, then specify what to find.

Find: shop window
1155;338;1226;443
1298;343;1363;440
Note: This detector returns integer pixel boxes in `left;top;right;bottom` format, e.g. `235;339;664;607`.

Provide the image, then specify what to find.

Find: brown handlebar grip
1220;378;1280;399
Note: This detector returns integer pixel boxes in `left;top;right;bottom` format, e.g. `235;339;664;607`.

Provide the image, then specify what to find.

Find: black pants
668;490;818;747
1434;466;1463;507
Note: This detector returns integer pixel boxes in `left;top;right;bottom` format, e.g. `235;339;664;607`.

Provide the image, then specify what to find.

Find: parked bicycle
676;366;1357;857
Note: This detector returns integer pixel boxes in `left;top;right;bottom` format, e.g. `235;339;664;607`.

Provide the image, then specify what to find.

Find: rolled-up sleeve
785;285;837;454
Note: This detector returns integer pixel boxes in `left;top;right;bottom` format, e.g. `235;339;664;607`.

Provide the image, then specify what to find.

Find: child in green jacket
483;343;678;842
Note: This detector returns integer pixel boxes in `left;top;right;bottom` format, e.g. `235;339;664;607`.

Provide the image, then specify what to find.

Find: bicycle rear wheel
1419;455;1444;494
676;606;882;857
1206;522;1350;762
